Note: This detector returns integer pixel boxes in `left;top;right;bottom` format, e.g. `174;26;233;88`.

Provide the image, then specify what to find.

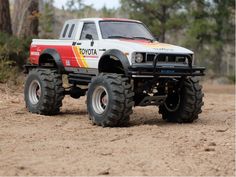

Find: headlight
135;53;144;63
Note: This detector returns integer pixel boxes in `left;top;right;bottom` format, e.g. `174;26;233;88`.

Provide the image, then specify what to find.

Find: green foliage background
0;32;34;83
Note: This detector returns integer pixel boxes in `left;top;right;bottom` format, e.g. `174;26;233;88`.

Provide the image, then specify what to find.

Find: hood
104;39;193;55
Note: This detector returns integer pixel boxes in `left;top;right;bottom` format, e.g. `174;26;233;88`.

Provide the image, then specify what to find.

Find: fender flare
99;49;130;76
39;48;65;73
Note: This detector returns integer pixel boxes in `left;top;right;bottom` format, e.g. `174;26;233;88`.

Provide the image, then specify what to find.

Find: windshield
99;21;155;41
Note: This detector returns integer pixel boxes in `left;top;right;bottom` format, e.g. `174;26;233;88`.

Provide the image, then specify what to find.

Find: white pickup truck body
29;18;202;77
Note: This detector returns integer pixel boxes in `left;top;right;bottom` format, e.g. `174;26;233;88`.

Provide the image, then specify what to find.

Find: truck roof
65;18;142;24
60;18;142;40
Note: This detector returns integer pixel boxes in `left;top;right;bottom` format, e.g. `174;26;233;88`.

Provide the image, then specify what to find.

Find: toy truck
24;18;205;127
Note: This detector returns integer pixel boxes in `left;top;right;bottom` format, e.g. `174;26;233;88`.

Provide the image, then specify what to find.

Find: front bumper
128;64;205;77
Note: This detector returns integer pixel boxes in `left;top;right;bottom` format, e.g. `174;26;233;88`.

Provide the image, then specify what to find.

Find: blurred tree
100;6;116;17
184;0;235;75
120;0;186;42
0;0;12;35
12;0;39;37
66;0;99;18
40;0;55;38
66;0;84;12
81;5;96;18
183;1;213;66
210;0;235;75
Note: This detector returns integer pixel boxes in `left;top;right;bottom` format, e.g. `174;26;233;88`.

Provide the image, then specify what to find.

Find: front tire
87;73;134;127
159;77;204;123
24;69;64;115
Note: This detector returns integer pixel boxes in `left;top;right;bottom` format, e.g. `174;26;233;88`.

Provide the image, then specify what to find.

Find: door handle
99;49;106;51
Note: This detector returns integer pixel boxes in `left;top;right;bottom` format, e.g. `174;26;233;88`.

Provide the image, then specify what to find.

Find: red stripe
101;18;140;23
119;39;152;44
30;44;79;67
84;56;99;58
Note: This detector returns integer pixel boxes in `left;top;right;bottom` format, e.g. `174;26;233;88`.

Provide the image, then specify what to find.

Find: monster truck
24;18;205;127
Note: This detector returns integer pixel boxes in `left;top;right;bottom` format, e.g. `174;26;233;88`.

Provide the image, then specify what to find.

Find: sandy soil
0;83;235;176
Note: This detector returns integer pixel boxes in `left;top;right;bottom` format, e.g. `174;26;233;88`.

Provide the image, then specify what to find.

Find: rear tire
87;73;134;127
159;77;204;123
51;70;65;114
24;69;64;115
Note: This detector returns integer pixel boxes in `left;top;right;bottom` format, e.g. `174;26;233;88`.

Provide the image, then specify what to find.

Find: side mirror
86;34;93;40
86;34;94;46
154;35;159;41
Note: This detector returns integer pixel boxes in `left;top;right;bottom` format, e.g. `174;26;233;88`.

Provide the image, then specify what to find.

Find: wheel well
39;54;57;68
98;55;125;74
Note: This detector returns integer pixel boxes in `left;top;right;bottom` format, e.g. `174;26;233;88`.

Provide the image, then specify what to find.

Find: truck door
73;22;99;69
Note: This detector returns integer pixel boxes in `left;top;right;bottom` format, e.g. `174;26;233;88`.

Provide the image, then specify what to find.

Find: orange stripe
72;46;84;67
76;46;88;68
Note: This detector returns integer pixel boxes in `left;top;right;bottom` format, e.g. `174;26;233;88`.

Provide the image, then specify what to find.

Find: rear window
62;24;69;38
68;24;75;38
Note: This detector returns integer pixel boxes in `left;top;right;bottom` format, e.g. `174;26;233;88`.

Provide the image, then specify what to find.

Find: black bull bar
128;54;205;77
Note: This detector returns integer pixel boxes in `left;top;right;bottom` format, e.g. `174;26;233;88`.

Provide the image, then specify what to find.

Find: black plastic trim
129;64;205;77
99;49;130;76
24;64;37;74
39;48;65;73
68;73;96;85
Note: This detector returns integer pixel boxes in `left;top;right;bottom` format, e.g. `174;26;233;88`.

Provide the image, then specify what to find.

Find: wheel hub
29;80;41;105
164;92;180;112
101;95;108;105
92;86;109;114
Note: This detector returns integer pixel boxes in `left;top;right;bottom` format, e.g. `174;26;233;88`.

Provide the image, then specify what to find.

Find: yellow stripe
144;42;173;49
76;46;88;68
72;46;84;67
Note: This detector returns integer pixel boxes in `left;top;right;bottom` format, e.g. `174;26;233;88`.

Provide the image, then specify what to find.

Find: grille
146;54;190;64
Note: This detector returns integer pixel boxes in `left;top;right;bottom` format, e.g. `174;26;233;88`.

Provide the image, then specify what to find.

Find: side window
68;24;75;38
80;23;98;40
62;24;69;38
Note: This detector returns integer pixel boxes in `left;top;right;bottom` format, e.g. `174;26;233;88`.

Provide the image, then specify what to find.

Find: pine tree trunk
0;0;12;34
12;0;39;37
12;0;22;35
159;5;167;42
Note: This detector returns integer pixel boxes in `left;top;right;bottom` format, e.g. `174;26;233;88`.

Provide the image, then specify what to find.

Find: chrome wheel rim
92;86;109;114
28;80;41;105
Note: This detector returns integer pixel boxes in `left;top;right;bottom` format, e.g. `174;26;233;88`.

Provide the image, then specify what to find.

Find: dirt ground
0;83;235;176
